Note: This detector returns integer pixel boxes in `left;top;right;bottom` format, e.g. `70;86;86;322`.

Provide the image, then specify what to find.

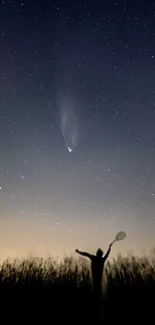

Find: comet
59;103;78;153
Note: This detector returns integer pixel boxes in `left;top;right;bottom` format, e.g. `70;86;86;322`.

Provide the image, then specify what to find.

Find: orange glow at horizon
0;212;154;263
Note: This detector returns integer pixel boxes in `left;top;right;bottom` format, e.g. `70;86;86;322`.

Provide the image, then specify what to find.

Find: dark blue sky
0;0;155;260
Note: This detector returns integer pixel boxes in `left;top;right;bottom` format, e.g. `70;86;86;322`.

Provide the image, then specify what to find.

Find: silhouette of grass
0;253;154;322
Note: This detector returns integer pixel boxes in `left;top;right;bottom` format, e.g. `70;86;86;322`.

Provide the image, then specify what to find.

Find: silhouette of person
75;243;112;297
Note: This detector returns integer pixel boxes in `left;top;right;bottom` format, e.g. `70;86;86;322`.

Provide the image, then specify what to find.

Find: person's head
96;248;103;257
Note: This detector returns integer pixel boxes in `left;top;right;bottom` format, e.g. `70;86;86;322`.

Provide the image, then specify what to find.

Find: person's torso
91;256;105;279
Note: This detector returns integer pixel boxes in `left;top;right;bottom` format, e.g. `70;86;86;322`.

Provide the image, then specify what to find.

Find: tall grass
0;253;154;322
0;256;91;289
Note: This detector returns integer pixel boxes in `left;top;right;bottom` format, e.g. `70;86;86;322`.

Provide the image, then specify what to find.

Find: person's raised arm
103;243;112;261
75;249;93;259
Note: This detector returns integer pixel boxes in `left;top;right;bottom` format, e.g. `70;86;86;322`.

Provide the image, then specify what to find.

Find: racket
110;231;126;246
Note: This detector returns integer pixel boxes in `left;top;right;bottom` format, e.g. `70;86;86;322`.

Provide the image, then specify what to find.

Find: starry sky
0;0;155;261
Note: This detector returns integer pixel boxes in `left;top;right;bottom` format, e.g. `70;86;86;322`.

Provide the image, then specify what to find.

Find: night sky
0;0;155;261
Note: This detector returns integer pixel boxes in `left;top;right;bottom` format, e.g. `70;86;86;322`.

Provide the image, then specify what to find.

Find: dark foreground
0;254;154;323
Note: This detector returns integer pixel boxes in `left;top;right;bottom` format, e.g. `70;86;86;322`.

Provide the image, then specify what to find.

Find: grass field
0;253;154;323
